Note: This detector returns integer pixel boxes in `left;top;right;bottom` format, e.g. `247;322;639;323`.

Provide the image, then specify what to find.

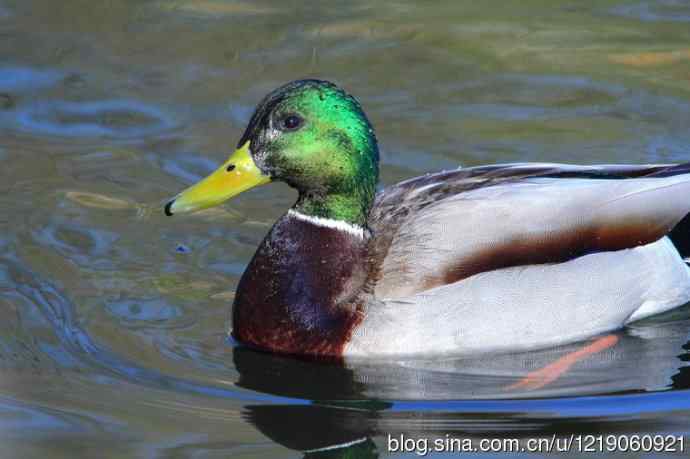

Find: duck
165;79;690;359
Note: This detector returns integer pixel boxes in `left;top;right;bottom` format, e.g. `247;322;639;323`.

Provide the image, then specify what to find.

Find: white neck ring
287;209;367;239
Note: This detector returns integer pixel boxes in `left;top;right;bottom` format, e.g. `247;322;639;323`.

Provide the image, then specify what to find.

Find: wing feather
369;163;690;298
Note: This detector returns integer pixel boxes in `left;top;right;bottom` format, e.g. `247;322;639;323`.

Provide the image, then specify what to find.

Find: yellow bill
164;141;270;216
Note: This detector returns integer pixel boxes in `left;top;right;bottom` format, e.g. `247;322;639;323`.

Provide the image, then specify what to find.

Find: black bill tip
164;200;175;216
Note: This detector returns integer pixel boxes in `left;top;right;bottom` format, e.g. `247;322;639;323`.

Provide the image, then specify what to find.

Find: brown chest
232;214;369;357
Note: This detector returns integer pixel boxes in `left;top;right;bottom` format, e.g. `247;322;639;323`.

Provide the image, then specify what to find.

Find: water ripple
32;221;119;270
610;0;690;23
160;152;218;184
10;99;176;139
0;67;63;92
0;397;102;435
105;298;189;329
0;254;283;403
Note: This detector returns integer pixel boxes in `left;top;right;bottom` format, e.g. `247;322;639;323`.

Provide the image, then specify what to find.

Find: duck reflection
234;308;690;456
234;346;386;456
244;405;379;458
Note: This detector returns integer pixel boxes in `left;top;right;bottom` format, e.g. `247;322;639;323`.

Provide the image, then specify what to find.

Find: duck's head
165;79;379;226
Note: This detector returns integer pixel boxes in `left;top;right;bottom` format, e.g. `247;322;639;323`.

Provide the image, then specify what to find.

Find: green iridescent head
165;80;379;227
241;79;379;226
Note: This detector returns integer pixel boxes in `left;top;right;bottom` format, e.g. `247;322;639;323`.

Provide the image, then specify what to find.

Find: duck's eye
280;114;303;131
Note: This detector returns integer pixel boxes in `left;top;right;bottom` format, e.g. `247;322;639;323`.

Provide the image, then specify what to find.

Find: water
1;0;690;457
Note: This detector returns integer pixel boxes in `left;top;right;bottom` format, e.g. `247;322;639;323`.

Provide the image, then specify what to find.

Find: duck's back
368;163;690;299
347;163;690;356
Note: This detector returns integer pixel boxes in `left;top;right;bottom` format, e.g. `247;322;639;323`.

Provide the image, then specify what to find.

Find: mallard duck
165;79;690;358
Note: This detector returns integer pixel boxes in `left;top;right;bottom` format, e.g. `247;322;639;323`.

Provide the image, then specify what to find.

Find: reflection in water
245;406;378;456
234;309;690;401
233;314;690;454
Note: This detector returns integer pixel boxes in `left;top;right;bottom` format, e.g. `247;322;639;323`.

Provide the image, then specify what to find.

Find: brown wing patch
368;162;690;296
422;218;673;291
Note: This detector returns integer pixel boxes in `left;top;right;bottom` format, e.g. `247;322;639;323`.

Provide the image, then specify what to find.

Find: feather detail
369;163;690;298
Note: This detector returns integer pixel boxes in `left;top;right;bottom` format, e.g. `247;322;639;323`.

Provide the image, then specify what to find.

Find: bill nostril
227;164;236;172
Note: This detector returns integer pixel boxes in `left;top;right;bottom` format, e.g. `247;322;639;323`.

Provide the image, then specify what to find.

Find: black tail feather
670;213;690;260
648;162;690;178
649;163;690;261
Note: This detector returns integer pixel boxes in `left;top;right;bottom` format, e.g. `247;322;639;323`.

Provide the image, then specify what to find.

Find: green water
1;0;690;457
